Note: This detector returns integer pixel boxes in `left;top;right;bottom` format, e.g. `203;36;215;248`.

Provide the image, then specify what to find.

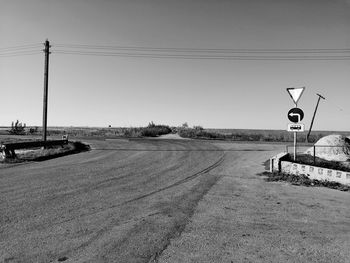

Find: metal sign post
293;103;297;161
286;87;305;161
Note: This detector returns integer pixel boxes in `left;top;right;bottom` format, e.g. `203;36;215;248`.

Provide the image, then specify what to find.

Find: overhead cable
53;43;350;54
0;43;42;51
0;50;42;57
53;50;350;60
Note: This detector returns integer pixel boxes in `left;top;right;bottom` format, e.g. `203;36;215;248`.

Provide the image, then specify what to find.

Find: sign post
286;87;305;161
293;103;297;161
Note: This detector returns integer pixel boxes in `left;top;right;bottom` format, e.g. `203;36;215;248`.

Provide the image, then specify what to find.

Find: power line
0;43;44;57
0;51;42;57
0;43;43;57
4;42;349;53
53;43;350;54
0;43;42;51
52;43;350;60
2;42;350;60
53;50;350;60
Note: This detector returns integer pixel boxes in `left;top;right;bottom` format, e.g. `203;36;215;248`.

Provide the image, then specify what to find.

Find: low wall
269;152;350;186
270;152;289;173
281;161;350;186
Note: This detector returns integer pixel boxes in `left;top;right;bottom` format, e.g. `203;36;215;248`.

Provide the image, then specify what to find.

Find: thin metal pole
42;39;50;143
306;93;325;143
294;132;296;161
293;103;297;161
313;145;316;164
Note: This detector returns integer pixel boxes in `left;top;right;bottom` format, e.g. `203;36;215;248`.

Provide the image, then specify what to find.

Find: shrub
9;120;26;135
178;127;224;140
193;125;204;131
29;126;39;134
141;125;172;137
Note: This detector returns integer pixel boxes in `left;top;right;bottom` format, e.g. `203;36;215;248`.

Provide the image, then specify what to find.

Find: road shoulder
157;149;350;263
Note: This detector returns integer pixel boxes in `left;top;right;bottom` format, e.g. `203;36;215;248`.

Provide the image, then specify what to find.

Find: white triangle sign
287;87;305;105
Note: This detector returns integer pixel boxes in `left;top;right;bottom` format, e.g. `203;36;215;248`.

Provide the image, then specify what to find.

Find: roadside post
286;87;305;161
306;93;325;143
42;39;51;144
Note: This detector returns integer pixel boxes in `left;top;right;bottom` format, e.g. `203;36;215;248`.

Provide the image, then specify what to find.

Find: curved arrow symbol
289;112;301;122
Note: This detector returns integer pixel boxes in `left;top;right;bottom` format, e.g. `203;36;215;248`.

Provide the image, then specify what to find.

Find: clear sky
1;0;350;130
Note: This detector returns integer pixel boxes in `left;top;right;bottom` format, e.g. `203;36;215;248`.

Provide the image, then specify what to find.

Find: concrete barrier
270;152;350;186
281;161;350;186
270;152;289;173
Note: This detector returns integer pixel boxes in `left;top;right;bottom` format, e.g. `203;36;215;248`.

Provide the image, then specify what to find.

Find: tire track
48;152;225;227
122;152;225;205
55;153;226;261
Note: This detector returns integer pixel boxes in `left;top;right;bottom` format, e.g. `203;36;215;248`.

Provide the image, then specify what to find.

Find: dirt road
0;139;349;263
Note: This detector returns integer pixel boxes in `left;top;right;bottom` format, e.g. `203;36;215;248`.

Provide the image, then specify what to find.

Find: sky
1;0;350;130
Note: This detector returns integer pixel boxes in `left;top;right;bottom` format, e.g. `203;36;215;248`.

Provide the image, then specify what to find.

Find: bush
29;126;39;134
9;120;26;135
141;125;172;137
123;127;143;137
178;127;224;140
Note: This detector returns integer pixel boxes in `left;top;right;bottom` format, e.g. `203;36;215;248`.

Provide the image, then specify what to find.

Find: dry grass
1;141;90;163
259;171;350;191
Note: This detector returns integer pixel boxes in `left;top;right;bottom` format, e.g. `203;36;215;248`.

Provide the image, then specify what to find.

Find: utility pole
42;39;51;143
306;93;325;143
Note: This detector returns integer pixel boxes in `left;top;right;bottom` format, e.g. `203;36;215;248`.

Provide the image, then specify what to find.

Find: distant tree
9;120;26;135
148;121;156;128
193;125;204;131
29;126;39;134
182;122;189;128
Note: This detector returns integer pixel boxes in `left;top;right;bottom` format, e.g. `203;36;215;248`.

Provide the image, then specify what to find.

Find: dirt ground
0;139;349;263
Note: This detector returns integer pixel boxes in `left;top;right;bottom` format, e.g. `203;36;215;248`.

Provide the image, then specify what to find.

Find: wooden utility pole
306;93;325;143
42;39;51;143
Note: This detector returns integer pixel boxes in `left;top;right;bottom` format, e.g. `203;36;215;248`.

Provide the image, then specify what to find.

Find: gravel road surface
0;139;349;263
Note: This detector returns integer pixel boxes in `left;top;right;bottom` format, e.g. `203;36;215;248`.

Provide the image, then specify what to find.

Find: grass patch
259;171;349;192
262;159;270;170
3;126;348;143
178;128;225;140
178;128;345;142
32;123;172;139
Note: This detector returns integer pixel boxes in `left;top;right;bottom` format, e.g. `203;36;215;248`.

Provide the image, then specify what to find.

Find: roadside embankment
0;141;90;163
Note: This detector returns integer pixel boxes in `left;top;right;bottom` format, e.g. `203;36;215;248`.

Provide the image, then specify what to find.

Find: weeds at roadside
1;141;90;163
262;159;270;170
258;171;350;192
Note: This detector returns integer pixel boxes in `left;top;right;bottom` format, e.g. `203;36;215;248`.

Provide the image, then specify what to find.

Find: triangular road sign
286;87;305;105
